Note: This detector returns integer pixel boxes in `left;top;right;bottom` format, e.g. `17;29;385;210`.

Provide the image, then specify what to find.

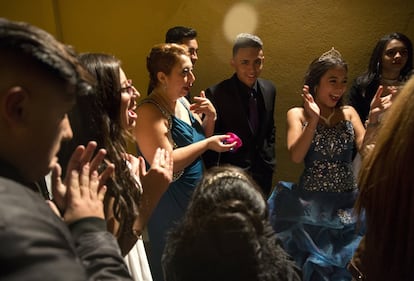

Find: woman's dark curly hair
162;165;301;281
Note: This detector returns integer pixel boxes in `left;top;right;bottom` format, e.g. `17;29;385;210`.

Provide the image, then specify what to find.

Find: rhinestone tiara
318;47;343;62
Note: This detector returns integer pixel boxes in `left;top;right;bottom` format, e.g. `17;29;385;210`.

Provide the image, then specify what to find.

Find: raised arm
135;102;234;172
287;86;320;163
190;90;217;137
104;148;173;256
358;85;396;157
130;148;173;236
50;141;132;280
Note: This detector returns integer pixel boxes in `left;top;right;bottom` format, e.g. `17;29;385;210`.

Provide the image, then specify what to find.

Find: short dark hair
232;33;263;57
165;26;197;44
0;17;92;99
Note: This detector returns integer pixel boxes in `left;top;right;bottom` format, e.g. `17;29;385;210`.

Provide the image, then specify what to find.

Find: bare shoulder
135;101;170;135
287;106;304;116
340;105;358;119
136;100;165;120
287;107;305;120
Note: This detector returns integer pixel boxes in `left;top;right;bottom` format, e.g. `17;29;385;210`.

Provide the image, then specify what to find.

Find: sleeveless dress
268;120;364;281
138;97;205;281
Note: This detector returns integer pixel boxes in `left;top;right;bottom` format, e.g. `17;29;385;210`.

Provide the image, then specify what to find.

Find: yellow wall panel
1;0;413;183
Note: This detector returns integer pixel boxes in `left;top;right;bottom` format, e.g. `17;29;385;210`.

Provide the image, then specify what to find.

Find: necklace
319;108;335;126
150;90;176;115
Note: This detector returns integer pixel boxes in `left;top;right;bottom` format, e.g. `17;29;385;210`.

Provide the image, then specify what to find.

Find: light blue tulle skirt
268;181;365;281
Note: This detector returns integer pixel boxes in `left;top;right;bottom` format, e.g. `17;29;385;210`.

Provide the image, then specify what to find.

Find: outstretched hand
208;134;238;153
140;148;173;190
124;148;173;191
51;141;114;222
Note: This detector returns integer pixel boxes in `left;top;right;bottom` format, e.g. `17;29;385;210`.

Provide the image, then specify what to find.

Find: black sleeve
348;80;367;123
262;82;276;166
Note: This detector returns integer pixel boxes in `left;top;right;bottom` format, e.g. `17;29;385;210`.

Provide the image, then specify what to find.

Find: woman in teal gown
135;43;236;281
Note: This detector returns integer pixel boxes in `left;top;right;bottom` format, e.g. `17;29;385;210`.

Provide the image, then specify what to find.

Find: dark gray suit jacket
203;74;276;195
0;161;132;281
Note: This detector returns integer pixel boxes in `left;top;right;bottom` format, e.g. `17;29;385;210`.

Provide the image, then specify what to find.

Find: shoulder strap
138;98;184;182
138;98;172;131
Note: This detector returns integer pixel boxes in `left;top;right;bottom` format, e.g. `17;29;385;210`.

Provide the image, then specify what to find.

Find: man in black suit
204;33;276;196
0;18;132;280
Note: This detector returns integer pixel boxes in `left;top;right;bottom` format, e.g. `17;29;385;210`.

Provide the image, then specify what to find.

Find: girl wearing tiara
268;48;389;281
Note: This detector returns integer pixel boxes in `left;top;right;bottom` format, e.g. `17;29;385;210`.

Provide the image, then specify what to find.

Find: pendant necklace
319;108;335;126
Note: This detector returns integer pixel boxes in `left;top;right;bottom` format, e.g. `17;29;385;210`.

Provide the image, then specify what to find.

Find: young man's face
181;38;199;66
231;47;264;88
24;76;74;181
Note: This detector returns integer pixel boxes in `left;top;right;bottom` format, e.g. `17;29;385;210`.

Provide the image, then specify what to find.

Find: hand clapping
49;141;114;223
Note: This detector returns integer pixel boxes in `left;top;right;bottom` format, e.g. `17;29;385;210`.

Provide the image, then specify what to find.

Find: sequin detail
337;209;355;225
300;121;357;192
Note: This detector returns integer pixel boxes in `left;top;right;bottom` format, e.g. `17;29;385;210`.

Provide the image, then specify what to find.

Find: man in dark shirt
204;33;276;196
0;18;132;280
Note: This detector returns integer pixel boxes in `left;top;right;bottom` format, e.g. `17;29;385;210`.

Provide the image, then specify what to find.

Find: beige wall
2;0;414;184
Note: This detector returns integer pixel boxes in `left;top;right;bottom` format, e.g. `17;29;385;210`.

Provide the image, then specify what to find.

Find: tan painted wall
2;0;414;184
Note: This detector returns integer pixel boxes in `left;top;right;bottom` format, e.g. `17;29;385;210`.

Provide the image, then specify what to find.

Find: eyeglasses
119;79;136;95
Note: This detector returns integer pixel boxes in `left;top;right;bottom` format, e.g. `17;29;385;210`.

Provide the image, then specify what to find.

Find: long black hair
58;53;140;245
357;32;413;99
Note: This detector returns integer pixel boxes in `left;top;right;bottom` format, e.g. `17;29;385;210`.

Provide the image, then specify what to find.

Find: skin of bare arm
190;90;216;137
135;102;233;173
104;148;173;255
287;86;320;163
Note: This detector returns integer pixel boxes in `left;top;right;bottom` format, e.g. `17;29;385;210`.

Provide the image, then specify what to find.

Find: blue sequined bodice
299;120;357;192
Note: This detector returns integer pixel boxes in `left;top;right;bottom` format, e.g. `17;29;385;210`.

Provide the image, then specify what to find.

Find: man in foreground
0;17;132;280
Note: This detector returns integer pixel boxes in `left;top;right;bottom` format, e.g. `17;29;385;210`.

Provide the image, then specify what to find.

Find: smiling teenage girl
268;48;386;281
